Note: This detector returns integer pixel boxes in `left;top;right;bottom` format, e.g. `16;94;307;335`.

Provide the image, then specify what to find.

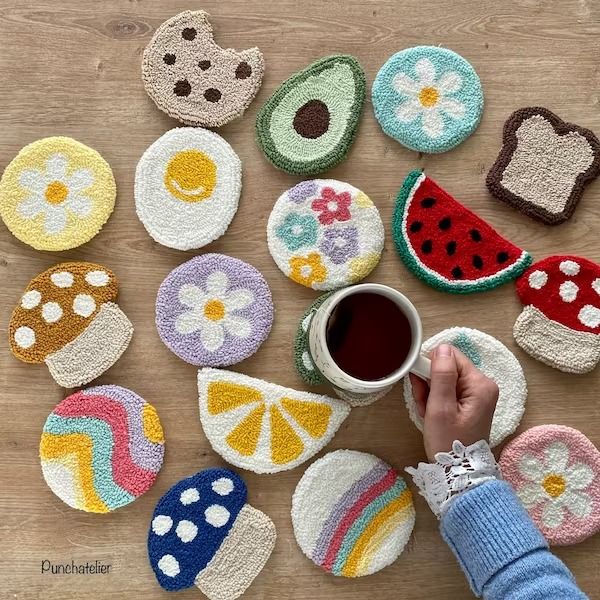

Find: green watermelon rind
392;170;533;294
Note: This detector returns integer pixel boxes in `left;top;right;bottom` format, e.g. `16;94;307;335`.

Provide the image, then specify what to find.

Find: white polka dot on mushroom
73;294;96;318
175;520;198;543
152;515;173;536
559;260;580;276
205;504;230;527
559;281;579;303
578;305;600;329
42;301;63;323
593;278;600;296
14;326;35;349
180;487;199;505
50;271;74;288
158;554;180;578
211;477;234;496
85;270;110;287
528;270;548;290
21;289;41;309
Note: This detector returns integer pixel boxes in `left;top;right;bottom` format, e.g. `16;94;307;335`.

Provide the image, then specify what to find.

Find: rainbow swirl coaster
135;128;241;250
0;137;116;251
40;385;164;513
292;449;415;577
267;180;384;290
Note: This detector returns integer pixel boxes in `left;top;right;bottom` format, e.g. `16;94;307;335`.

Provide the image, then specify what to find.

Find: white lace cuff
405;440;500;519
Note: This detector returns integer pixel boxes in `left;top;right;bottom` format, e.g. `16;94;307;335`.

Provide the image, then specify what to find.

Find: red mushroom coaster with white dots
513;255;600;373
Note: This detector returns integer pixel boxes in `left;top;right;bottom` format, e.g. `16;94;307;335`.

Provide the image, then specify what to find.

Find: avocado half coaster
256;55;366;175
291;450;415;577
9;262;133;388
40;385;164;513
198;368;350;474
487;107;600;225
148;468;276;599
403;327;527;448
142;11;265;127
135;128;242;250
393;170;532;294
267;180;384;290
372;46;484;153
0;137;116;251
500;425;600;546
156;255;273;367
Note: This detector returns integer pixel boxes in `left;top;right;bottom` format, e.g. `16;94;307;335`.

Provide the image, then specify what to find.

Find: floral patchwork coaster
9;262;133;388
142;11;265;128
197;368;350;474
135;127;242;250
40;385;164;513
156;255;273;367
291;449;415;577
267;180;384;290
148;468;276;599
500;425;600;546
487;107;600;225
372;46;484;153
403;327;527;447
0;137;116;251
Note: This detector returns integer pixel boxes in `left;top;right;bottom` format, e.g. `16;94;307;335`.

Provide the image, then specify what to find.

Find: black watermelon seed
497;251;509;264
420;197;436;208
163;53;176;65
446;241;457;256
174;79;191;97
439;216;451;230
473;255;484;269
421;240;433;254
470;229;482;242
451;266;463;279
410;221;423;233
198;60;211;70
182;27;197;40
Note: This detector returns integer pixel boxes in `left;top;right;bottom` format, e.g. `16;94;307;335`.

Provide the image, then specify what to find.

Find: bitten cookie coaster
291;450;415;577
135;128;241;250
404;327;526;447
148;468;276;599
40;385;164;513
514;256;600;373
142;11;264;127
500;425;600;546
156;255;273;367
487;107;600;225
268;180;384;290
372;46;484;153
198;368;350;474
0;137;116;251
9;262;133;387
256;55;366;175
393;170;532;293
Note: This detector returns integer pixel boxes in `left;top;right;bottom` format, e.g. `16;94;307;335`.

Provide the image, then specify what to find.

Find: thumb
427;344;458;415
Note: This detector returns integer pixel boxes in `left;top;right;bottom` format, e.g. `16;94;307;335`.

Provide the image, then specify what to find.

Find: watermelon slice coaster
392;170;532;293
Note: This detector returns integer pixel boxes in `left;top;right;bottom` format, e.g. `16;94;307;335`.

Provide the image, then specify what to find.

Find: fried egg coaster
198;368;350;474
9;262;133;387
0;137;116;251
267;180;384;290
40;385;164;513
291;450;415;577
135;128;241;251
499;425;600;546
148;468;276;599
403;327;526;447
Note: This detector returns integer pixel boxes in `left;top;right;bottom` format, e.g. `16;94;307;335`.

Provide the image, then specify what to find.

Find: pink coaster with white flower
500;424;600;546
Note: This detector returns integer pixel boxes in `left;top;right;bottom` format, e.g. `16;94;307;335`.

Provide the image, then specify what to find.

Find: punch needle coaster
40;385;164;513
487;107;600;225
148;468;276;599
403;327;526;447
0;137;116;251
393;170;532;294
9;262;133;388
142;11;265;127
500;425;600;546
268;180;384;291
156;254;273;367
513;255;600;373
291;449;415;577
256;55;366;175
135;128;241;250
372;46;484;153
197;368;350;474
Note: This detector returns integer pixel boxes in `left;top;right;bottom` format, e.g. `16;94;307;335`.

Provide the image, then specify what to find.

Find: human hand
409;344;499;462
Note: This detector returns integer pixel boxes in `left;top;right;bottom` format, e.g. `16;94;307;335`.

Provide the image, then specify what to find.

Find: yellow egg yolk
45;181;69;204
164;150;217;203
542;474;566;498
419;86;439;108
204;299;225;321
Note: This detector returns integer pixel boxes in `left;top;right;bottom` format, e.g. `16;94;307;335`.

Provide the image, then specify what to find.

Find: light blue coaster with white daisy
372;46;484;154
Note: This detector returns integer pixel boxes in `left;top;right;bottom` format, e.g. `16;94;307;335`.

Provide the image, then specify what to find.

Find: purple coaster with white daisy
155;254;274;366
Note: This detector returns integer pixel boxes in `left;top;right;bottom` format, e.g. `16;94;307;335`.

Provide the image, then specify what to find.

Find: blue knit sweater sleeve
440;480;588;599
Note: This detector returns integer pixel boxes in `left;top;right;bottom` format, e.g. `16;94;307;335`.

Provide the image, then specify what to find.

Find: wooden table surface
1;1;599;598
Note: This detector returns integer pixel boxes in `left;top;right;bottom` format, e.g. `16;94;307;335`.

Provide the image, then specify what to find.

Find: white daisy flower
392;58;466;139
17;153;94;235
175;271;254;352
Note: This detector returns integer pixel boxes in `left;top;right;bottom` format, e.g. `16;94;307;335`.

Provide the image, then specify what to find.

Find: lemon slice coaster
198;368;351;474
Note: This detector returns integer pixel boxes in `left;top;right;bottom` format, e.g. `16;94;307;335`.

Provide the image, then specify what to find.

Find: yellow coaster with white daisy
0;137;116;250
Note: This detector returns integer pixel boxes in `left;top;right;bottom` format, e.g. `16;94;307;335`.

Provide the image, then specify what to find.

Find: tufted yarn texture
487;107;600;225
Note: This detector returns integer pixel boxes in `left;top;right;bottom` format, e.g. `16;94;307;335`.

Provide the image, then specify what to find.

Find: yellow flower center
542;474;566;498
419;86;439;108
45;181;69;204
204;299;225;321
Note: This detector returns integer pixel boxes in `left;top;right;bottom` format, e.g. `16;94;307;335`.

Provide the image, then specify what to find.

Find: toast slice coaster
487;107;600;225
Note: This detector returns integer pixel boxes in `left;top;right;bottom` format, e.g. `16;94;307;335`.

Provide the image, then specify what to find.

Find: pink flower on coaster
500;425;600;545
311;187;351;225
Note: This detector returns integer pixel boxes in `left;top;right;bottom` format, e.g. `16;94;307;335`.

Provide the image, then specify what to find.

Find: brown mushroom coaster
9;262;133;387
487;107;600;225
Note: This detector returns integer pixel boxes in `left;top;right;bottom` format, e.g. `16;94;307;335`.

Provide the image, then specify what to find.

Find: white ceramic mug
308;283;431;395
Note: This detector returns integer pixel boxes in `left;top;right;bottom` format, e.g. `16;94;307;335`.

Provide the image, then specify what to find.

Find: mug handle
410;354;431;380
